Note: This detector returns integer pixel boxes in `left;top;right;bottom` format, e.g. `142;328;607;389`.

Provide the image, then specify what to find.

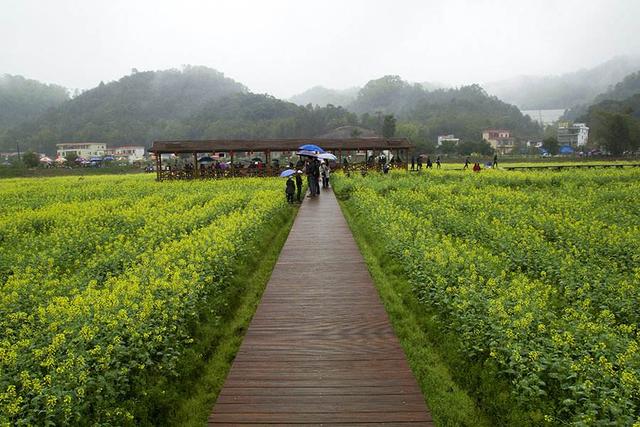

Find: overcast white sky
1;0;639;98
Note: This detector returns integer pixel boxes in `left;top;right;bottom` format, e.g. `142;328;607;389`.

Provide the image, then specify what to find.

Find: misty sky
2;0;639;98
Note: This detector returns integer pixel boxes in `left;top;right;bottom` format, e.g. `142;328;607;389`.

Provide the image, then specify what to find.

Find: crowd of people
285;156;332;203
284;153;502;203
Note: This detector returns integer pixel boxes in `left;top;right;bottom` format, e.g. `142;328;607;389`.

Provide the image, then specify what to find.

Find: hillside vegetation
349;76;540;151
0;67;358;154
1;68;541;156
0;74;69;136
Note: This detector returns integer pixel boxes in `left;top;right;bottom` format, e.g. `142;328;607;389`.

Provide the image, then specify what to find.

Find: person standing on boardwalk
305;158;316;197
285;177;295;203
436;156;441;169
295;170;303;202
411;156;415;171
311;157;321;196
426;156;432;169
464;156;470;169
417;156;423;171
493;154;499;169
320;161;330;189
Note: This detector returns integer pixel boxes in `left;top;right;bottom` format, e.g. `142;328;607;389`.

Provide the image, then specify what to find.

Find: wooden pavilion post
230;151;235;177
193;152;199;179
266;149;271;176
156;152;162;181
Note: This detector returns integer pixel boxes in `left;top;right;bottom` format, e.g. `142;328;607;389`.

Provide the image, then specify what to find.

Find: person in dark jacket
426;156;432;169
295;170;303;202
312;158;321;196
285;177;295;203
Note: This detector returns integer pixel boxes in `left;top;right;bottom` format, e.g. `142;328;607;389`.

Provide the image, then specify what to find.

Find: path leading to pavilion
208;189;433;426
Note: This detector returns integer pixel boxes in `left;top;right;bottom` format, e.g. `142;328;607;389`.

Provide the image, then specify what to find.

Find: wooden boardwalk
503;163;640;171
209;189;432;426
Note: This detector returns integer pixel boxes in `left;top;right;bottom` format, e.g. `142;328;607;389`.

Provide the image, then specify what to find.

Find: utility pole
16;141;21;161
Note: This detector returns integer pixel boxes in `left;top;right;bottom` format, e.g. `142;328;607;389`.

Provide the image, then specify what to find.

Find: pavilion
148;138;413;180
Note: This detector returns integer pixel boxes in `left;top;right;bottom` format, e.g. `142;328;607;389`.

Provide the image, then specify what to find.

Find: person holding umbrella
279;169;298;203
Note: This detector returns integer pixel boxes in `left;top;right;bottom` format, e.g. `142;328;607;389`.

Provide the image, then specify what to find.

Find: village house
56;142;106;159
557;122;589;147
482;129;515;154
106;145;147;163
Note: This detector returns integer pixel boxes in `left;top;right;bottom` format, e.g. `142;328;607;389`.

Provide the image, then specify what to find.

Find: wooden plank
208;190;432;425
208;412;432;424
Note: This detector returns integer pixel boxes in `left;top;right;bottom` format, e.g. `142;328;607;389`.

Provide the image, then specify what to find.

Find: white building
557;122;589;147
56;142;106;158
437;134;460;146
107;146;146;163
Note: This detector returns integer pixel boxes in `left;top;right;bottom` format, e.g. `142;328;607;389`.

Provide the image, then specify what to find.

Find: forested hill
563;69;640;121
592;70;640;104
0;74;69;131
184;93;358;139
1;67;540;155
0;67;359;154
350;76;541;147
1;66;249;153
483;55;640;110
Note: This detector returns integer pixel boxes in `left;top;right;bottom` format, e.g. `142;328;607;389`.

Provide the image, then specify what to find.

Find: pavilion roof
149;138;413;154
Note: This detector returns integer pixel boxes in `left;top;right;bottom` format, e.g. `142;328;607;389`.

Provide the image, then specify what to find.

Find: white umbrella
39;156;53;163
317;153;337;161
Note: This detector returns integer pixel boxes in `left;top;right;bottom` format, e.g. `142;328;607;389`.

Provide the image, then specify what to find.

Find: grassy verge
135;206;298;426
339;198;514;427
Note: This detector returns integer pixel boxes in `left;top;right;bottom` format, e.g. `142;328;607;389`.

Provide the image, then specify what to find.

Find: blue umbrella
198;156;215;163
299;144;325;153
280;169;296;177
103;156;115;161
89;157;102;162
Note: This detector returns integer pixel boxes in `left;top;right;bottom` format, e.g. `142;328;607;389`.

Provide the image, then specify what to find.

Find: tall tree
22;150;40;168
542;137;559;155
382;114;396;138
591;111;634;155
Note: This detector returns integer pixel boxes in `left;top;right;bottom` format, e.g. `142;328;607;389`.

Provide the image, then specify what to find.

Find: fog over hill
483;55;640;110
563;69;640;120
289;86;360;108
